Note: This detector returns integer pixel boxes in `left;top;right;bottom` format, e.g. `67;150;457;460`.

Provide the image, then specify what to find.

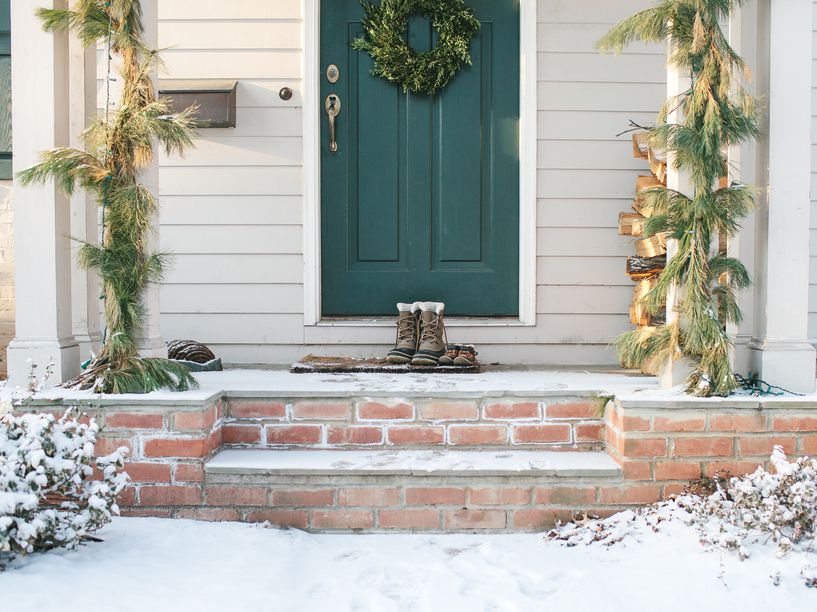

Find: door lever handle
325;94;341;153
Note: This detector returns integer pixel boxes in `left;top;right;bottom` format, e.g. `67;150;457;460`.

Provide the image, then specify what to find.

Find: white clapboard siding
154;0;666;364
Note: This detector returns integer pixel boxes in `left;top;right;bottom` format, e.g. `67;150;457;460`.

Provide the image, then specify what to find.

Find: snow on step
205;449;621;478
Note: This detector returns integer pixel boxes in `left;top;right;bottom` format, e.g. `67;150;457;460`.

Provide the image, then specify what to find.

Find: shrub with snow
0;399;129;566
550;447;817;586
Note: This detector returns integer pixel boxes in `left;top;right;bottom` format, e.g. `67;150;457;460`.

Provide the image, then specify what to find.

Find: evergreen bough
351;0;480;95
599;0;759;396
18;0;198;394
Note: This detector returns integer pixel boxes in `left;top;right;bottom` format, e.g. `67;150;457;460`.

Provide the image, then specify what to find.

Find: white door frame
302;0;537;327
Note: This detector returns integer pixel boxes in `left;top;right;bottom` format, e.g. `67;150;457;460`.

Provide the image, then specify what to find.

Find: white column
69;19;101;361
748;0;816;392
6;0;79;386
727;0;758;374
660;38;693;388
133;0;166;358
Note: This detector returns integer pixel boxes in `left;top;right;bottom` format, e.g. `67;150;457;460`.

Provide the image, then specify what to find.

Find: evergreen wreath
351;0;480;95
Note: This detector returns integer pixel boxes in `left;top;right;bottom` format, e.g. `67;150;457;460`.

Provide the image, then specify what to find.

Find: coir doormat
290;355;481;374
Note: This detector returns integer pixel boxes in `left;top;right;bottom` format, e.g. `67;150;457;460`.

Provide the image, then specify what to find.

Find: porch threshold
205;448;622;478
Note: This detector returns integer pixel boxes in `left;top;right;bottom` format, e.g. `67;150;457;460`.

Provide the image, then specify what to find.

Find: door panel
321;0;519;316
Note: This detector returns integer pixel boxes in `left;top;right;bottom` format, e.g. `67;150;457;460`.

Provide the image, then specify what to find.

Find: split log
632;175;665;217
632;132;650;159
648;148;667;184
634;232;668;257
618;212;645;236
633;276;658;302
626;255;666;280
629;303;650;326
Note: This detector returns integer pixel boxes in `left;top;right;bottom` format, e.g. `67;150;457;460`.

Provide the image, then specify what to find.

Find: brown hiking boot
453;344;478;366
411;302;447;366
386;303;420;364
438;344;460;366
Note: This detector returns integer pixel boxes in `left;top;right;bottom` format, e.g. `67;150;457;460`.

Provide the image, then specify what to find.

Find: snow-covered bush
0;399;129;566
550;448;817;586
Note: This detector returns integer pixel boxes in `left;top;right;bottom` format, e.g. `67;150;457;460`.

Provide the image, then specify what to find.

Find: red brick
387;426;444;445
139;485;202;506
124;462;171;483
600;485;661;505
312;510;374;529
222;424;262;444
206;486;267;506
106;412;163;430
534;487;595;505
449;425;507;446
801;436;817;454
773;417;817;433
674;437;734;457
245;510;308;529
710;413;766;433
95;437;133;456
338;488;399;507
484;402;540;420
173;405;217;431
117;487;136;506
291;401;350;420
622;415;651;432
514;424;571;444
229;399;286;419
663;484;687;497
738;436;797;456
445;509;507;529
379;509;440;529
653;416;706;432
326;426;383;445
174;463;204;483
405;487;466;505
622;437;667;457
546;401;596;420
513;509;569;529
419;401;478;421
622;461;652;480
705;460;762;477
177;508;240;522
470;487;531;505
121;507;172;518
271;489;334;507
357;401;413;420
266;425;322;445
144;437;207;458
654;461;702;481
574;422;604;442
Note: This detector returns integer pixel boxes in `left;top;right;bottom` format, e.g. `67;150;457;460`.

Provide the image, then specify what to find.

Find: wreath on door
351;0;480;95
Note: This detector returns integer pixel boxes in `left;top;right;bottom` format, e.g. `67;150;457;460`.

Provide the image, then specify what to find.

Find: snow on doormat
290;355;481;374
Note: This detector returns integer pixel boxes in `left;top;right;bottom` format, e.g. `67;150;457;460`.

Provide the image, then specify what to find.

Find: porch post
748;0;816;392
68;16;101;362
6;0;79;387
133;0;167;358
659;37;693;388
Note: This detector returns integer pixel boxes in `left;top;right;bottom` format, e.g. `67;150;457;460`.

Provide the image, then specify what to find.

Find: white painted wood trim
302;0;537;327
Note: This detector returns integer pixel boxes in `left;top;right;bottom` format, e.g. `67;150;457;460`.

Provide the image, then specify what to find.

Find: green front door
320;0;519;317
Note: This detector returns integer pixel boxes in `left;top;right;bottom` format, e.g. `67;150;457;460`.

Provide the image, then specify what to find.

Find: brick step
181;448;625;532
220;395;605;451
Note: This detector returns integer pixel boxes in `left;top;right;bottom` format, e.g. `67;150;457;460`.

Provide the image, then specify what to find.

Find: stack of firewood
618;132;668;374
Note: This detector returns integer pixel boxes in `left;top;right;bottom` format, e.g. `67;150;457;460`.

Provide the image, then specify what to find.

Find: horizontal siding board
537;140;647;170
537;199;625;228
538;52;666;83
537;23;664;54
538;0;659;24
164;254;303;284
537;227;630;257
537;285;632;314
161;225;302;254
159;21;301;50
159;0;301;20
161;313;304;344
161;137;303;167
160;167;302;196
538;82;665;112
161;284;303;314
537;256;629;285
538;169;642;199
160;195;302;226
159;50;301;80
538;110;657;141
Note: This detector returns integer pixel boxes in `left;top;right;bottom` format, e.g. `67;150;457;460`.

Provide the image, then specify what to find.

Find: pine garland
599;0;759;396
351;0;480;95
18;0;198;394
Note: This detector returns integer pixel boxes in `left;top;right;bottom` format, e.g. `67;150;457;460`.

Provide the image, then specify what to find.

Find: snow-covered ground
1;516;815;612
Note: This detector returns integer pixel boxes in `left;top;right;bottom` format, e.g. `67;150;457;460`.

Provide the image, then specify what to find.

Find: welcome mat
290;355;481;374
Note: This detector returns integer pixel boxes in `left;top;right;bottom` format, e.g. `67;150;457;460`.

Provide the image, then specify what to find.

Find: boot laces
420;313;447;345
396;315;417;344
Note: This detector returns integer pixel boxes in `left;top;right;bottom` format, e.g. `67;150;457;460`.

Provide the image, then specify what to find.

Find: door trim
302;0;536;326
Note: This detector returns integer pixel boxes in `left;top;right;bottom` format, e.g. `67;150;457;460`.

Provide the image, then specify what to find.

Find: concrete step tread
206;448;621;478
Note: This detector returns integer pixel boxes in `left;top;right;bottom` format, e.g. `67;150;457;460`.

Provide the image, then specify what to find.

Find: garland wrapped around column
599;0;759;396
18;0;198;393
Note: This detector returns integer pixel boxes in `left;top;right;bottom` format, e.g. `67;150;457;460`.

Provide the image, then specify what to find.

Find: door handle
325;94;341;153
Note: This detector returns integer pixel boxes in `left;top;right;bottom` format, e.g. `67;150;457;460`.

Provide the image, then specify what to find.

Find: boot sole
453;357;476;366
410;356;440;366
386;354;413;364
